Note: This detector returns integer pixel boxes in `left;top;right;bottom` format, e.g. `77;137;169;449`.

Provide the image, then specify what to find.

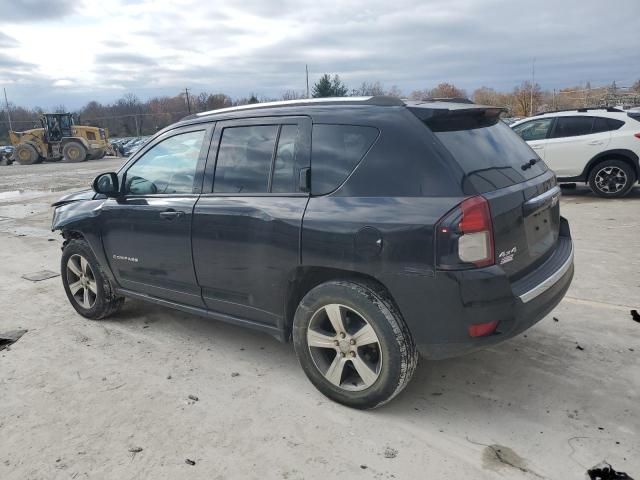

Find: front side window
551;116;594;138
214;125;279;193
124;130;205;195
512;118;553;141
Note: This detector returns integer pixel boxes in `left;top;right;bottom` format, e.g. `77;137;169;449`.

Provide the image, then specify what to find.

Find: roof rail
533;106;624;116
190;95;405;119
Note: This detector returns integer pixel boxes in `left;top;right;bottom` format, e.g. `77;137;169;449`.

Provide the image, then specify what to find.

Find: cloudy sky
0;0;638;109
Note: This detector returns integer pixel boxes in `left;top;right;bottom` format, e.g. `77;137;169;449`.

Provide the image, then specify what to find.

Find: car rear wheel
61;238;124;319
293;280;418;409
62;142;88;163
588;159;636;198
14;144;41;165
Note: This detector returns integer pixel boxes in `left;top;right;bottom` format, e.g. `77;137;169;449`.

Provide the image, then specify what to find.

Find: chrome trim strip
525;185;561;206
519;242;574;303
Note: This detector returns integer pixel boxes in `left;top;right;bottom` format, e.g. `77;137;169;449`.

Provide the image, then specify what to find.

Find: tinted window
607;118;625;130
430;118;547;193
311;124;378;194
271;125;299;193
551;117;593;138
125;130;205;195
592;117;610;134
512;118;553;141
214;125;278;193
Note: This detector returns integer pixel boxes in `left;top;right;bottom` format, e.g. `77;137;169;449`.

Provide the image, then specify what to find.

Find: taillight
436;196;495;269
634;132;640;139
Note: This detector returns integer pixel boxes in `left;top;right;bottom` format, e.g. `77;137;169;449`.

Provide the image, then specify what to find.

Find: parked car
51;97;574;408
511;108;640;197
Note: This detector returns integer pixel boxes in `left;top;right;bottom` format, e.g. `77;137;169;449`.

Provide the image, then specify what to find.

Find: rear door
101;125;212;306
544;116;611;177
424;111;560;278
192;116;311;325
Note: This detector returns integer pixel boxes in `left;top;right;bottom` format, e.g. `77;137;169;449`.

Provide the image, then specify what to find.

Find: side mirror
92;172;120;196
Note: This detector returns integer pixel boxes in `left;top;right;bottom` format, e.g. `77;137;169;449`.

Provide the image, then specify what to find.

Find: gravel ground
0;159;638;479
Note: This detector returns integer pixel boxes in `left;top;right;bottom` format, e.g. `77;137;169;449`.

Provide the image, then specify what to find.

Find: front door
512;117;554;160
101;125;212;306
192;117;311;325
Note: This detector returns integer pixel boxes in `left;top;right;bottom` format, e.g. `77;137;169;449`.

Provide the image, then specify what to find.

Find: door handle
159;209;185;220
531;145;543;150
588;141;604;146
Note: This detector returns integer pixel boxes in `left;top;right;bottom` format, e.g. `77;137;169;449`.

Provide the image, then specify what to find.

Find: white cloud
1;0;639;108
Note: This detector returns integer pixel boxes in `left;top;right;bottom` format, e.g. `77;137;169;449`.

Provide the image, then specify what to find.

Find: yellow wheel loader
9;113;110;165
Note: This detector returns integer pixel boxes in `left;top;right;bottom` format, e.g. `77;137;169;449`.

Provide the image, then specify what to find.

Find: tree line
1;75;639;143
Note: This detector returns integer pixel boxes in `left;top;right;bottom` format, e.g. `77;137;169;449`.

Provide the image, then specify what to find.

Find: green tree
312;74;348;97
248;94;259;104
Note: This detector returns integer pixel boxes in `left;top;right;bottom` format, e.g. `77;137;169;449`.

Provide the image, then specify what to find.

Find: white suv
511;108;640;197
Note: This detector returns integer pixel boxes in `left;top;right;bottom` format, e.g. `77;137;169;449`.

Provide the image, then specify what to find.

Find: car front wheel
61;238;124;319
292;280;418;409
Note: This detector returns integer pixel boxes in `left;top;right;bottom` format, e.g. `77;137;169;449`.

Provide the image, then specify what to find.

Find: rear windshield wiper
521;158;538;170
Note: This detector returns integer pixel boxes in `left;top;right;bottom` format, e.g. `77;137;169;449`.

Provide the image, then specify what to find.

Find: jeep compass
52;96;574;409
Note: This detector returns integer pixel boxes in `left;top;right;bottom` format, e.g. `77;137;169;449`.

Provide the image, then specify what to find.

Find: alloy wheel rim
307;304;382;392
595;166;627;194
66;254;97;309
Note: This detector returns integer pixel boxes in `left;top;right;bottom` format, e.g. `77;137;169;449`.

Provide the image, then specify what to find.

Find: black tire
14;143;41;165
292;280;418;409
87;150;106;160
61;238;124;320
588;159;636;198
62;142;88;163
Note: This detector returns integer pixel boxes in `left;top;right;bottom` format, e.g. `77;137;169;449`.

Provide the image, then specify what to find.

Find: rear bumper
385;218;574;359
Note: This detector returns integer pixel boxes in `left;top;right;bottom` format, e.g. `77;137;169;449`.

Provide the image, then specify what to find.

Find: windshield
427;114;548;194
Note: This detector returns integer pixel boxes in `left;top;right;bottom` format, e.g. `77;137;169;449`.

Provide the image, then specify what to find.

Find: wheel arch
584;149;639;180
61;137;90;150
16;141;44;158
282;266;397;342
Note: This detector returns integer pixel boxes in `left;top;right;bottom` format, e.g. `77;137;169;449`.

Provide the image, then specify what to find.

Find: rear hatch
410;102;560;278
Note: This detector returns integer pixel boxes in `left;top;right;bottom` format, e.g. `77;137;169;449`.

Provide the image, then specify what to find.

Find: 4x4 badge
498;246;517;265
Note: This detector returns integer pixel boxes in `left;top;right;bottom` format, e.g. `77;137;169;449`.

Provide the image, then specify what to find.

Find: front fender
52;198;118;285
51;198;105;232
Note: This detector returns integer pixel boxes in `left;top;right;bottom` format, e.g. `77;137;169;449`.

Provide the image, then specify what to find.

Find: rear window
311;124;378;194
427;114;547;193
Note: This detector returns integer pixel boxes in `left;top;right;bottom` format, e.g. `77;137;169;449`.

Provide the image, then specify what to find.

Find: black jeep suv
52;96;574;409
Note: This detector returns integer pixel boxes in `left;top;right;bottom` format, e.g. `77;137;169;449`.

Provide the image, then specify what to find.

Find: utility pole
3;88;12;131
134;114;140;137
530;57;536;116
305;65;310;99
185;88;191;114
552;88;556;110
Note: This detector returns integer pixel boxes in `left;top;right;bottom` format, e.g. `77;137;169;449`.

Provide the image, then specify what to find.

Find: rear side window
214;125;278;193
311;124;378;194
428;115;547;193
606;118;625;130
551;117;593;138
